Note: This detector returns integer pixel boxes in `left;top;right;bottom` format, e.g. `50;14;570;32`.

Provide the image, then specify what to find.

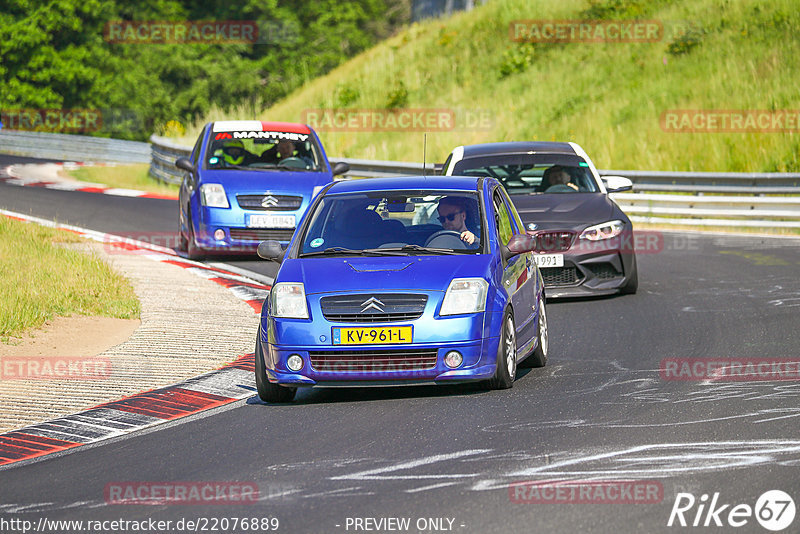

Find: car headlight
579;220;624;241
270;283;309;319
440;278;488;316
200;184;230;208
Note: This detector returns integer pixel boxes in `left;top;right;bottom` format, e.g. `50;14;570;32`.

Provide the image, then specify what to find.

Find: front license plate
533;253;564;268
332;326;413;345
247;214;295;228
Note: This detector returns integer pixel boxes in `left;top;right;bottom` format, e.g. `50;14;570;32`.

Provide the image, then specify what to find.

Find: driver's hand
461;231;476;244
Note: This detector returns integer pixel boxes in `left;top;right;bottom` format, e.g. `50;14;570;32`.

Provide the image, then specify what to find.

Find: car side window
499;186;526;235
493;191;513;246
441;154;452;176
190;128;204;166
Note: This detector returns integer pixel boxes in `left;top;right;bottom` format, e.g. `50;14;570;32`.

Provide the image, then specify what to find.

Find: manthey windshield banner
212;121;310;142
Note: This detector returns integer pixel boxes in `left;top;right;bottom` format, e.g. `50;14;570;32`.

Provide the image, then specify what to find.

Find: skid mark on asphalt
248;440;800;498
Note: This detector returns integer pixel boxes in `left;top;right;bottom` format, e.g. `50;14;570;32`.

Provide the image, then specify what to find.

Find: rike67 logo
668;490;796;531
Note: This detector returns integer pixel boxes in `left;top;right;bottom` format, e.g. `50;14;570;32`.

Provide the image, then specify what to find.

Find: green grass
68;164;179;196
178;0;800;172
0;217;141;340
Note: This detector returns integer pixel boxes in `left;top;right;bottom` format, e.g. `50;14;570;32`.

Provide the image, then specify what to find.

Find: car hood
510;193;616;231
199;168;332;194
278;255;493;295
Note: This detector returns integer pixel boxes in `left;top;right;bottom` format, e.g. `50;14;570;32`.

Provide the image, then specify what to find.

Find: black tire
620;256;638;295
178;217;188;252
255;329;296;403
185;212;204;260
486;310;516;390
521;292;548;368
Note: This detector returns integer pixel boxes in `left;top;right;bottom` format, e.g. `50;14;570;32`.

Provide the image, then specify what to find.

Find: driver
437;196;478;246
213;139;256;167
542;165;579;191
260;139;299;164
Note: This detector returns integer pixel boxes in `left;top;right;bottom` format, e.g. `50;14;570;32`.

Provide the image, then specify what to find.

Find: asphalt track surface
1;155;800;533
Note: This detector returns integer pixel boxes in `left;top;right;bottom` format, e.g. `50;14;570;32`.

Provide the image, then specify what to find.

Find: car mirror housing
331;161;350;176
503;234;539;260
175;157;196;173
257;240;287;263
602;175;633;193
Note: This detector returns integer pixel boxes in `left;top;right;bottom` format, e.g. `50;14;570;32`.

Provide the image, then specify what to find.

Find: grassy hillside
182;0;799;172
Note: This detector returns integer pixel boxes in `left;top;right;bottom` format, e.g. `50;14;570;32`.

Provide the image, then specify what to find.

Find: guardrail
0;130;150;164
3;132;798;228
149;135;800;228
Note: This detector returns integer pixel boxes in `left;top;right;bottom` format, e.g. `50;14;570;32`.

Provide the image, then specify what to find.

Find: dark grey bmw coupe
442;141;638;297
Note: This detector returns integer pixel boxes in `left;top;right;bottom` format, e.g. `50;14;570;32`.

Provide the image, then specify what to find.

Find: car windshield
299;190;484;256
206;133;323;172
452;154;600;194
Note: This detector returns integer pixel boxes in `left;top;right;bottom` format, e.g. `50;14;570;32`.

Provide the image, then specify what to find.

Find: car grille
237;194;302;211
541;266;581;286
533;231;576;252
587;262;622;279
309;349;438;372
229;228;295;241
320;294;427;323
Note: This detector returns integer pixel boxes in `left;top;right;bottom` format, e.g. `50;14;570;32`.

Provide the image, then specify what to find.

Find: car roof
210;120;311;134
327;175;483;194
460;141;577;158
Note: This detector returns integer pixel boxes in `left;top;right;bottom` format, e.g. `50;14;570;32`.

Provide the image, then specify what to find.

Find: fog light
213;229;225;240
444;351;463;369
286;354;303;372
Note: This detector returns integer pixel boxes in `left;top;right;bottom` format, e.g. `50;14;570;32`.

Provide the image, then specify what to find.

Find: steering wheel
277;156;308;169
425;230;466;248
544;184;577;193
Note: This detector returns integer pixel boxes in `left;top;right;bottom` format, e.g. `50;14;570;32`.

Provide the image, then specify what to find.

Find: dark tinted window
452;154;599;193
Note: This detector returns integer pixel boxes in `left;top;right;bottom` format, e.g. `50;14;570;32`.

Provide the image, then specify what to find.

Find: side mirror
175;157;196;173
257;240;287;263
331;161;350;176
602;175;633;193
503;234;538;261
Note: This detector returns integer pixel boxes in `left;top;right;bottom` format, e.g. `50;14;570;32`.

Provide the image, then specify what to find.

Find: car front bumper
537;238;636;297
260;310;502;387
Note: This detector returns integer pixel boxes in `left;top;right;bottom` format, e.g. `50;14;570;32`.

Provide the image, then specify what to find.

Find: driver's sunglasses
438;211;463;223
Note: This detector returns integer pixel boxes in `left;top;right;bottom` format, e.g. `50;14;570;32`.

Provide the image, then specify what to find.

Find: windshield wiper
299;247;362;257
362;245;460;255
212;164;280;172
275;164;319;172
